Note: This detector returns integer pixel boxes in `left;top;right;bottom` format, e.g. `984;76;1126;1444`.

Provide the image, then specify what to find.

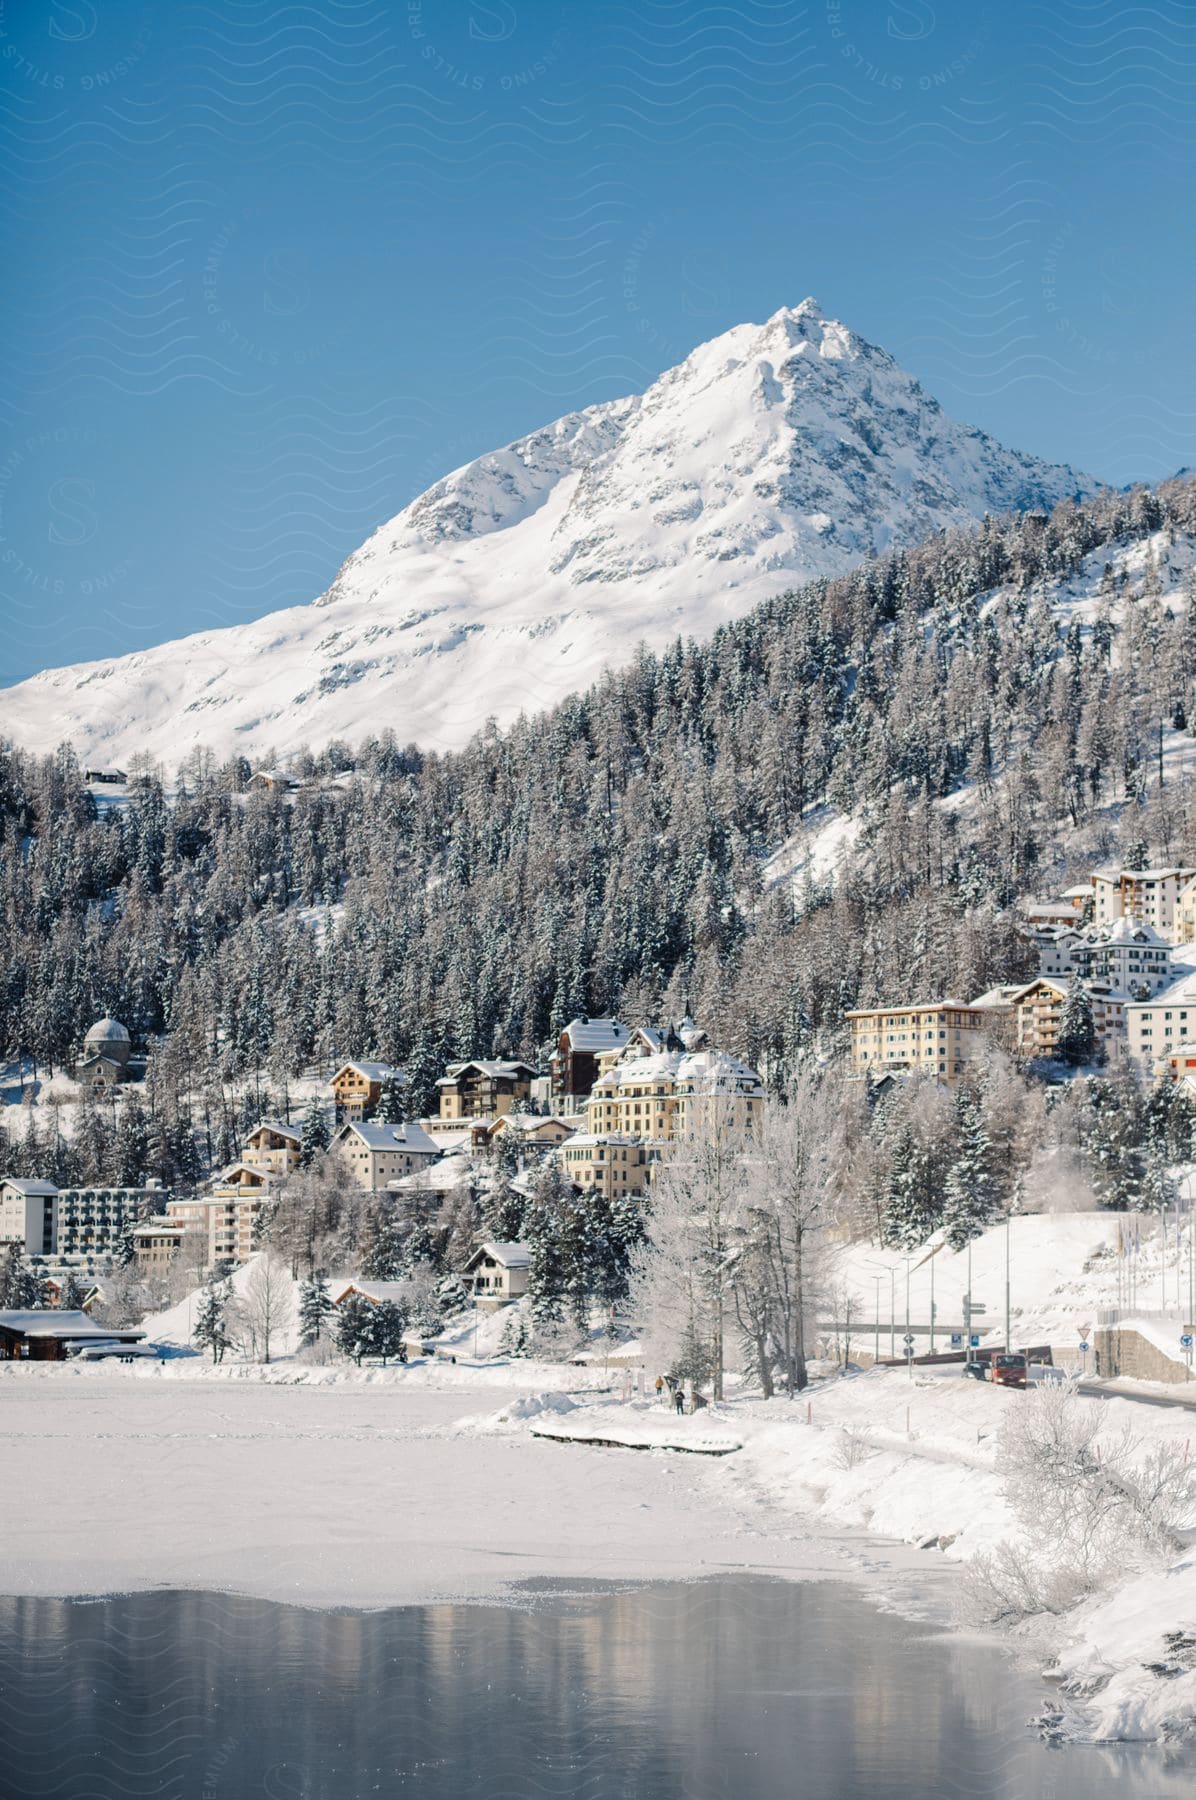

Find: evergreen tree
498;1306;532;1358
941;1091;998;1249
0;1250;48;1309
481;1174;526;1243
359;1203;405;1281
370;1298;409;1365
59;1271;87;1311
193;1280;232;1363
1056;981;1097;1067
335;1292;374;1364
881;1124;941;1248
297;1274;334;1345
300;1097;330;1168
375;1075;405;1124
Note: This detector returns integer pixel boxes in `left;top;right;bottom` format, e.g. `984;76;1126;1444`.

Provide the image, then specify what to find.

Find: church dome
84;1017;132;1065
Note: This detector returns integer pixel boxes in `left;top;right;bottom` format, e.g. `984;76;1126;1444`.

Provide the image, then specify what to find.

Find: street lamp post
873;1275;882;1366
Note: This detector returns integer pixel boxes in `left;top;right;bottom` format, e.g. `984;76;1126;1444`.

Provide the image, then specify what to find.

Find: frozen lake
1;1578;1193;1799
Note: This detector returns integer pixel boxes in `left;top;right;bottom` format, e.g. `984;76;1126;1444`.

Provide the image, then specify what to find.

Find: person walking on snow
674;1386;685;1416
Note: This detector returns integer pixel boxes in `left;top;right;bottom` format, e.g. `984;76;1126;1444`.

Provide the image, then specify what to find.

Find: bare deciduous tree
239;1252;293;1365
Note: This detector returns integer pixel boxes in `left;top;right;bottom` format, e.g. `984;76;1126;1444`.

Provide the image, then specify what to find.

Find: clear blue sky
3;0;1195;683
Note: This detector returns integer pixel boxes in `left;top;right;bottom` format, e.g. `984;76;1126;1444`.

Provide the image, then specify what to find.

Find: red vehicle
987;1353;1028;1388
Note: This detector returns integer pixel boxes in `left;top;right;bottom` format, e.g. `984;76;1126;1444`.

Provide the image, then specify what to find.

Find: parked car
961;1360;988;1380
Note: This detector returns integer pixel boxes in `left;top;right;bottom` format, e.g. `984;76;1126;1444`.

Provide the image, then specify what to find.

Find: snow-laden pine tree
298;1274;334;1345
299;1097;330;1167
499;1306;532;1358
359;1203;405;1281
193;1280;232;1363
370;1298;408;1365
335;1292;373;1364
1056;982;1096;1068
941;1090;998;1250
881;1124;941;1249
375;1075;404;1124
59;1271;87;1311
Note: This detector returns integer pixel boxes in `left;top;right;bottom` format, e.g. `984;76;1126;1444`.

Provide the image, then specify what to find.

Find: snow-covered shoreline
6;1354;1196;1744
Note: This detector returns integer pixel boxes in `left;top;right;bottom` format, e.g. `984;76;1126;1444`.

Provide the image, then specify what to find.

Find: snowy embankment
543;1371;1196;1745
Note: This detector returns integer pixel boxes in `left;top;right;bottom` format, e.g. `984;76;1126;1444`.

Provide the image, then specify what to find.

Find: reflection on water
0;1578;1191;1798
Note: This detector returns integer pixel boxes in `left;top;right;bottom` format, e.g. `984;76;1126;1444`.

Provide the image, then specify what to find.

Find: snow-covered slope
0;300;1095;765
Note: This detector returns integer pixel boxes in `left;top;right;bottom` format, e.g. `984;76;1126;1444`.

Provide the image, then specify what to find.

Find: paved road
1078;1377;1196;1413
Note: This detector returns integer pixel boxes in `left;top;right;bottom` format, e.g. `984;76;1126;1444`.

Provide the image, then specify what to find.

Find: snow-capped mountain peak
0;305;1097;765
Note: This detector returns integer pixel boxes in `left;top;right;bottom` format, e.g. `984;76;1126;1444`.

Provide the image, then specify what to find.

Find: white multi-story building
1035;917;1172;996
1127;968;1196;1070
0;1179;59;1255
1090;866;1196;942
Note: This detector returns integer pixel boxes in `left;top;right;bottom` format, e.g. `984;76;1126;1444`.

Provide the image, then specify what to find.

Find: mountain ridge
0;300;1097;767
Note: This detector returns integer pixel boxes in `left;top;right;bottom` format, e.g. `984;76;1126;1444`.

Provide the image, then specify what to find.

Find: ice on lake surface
0;1577;1192;1799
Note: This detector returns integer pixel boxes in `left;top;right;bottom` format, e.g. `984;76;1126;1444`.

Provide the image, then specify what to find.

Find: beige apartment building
584;1048;763;1141
132;1218;187;1273
844;1002;992;1086
560;1133;653;1199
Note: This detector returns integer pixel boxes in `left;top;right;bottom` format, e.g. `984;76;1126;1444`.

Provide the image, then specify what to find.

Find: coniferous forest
4;475;1196;1185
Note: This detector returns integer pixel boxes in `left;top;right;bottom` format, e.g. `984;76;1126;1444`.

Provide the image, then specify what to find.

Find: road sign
1079;1342;1090;1352
903;1333;915;1348
949;1333;963;1349
963;1298;987;1312
1181;1334;1193;1350
969;1334;981;1349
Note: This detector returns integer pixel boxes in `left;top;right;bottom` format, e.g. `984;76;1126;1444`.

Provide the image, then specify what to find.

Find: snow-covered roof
463;1241;530;1271
1083;916;1170;948
246;1119;302;1143
1094;865;1195;882
1;1177;59;1196
333;1060;402;1083
968;985;1023;1009
329;1279;409;1306
437;1060;538;1084
591;1046;762;1096
337;1120;439;1154
387;1152;472;1192
492;1112;575;1134
0;1310;142;1341
84;1017;130;1043
563;1132;642;1148
1127;967;1196;1008
560;1017;630;1053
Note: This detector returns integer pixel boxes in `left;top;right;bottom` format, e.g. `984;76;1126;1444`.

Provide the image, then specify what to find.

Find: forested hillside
4;475;1196;1136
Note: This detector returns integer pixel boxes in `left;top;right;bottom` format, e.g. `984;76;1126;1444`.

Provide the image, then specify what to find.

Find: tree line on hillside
4;477;1196;1117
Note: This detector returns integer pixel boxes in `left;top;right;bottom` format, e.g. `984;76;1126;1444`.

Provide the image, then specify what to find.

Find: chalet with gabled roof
242;1119;303;1174
331;1060;403;1124
462;1241;530;1309
436;1060;538;1122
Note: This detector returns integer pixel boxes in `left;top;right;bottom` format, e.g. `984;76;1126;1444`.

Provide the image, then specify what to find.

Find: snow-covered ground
831;1206;1196;1367
4;1353;1194;1742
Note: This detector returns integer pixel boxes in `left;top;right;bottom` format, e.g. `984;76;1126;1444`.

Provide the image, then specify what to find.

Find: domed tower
83;1017;132;1069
